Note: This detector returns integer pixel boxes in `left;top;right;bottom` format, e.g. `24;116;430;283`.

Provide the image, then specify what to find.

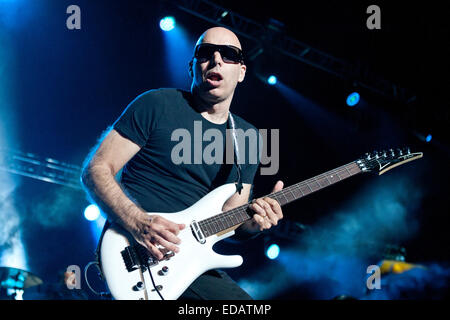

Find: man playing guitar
81;26;284;300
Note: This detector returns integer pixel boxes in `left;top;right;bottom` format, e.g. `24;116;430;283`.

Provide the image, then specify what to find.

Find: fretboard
199;161;362;237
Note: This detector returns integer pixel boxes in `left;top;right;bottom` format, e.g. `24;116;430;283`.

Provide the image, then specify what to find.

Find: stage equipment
0;267;43;300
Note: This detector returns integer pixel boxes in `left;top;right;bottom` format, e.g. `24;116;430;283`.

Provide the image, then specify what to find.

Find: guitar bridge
121;246;139;272
121;244;158;273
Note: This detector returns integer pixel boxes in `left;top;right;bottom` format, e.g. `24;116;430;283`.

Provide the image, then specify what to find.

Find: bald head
190;27;247;106
195;27;242;50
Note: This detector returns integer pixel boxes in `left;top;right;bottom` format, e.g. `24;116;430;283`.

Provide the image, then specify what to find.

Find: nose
209;51;224;67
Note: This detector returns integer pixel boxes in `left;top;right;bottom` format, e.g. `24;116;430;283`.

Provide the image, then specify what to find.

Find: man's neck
191;89;233;124
200;106;229;124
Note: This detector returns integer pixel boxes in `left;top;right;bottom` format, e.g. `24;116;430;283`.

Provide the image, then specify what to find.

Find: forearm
81;164;143;232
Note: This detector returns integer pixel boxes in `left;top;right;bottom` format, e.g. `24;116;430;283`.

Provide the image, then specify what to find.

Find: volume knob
159;266;169;276
135;281;145;291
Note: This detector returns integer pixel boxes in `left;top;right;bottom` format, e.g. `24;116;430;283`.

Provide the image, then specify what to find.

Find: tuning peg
398;148;403;156
373;151;379;159
365;152;371;160
382;150;387;157
389;148;395;156
407;147;411;154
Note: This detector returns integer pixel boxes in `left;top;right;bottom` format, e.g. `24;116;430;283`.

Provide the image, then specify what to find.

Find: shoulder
125;88;188;114
133;87;181;102
230;112;258;132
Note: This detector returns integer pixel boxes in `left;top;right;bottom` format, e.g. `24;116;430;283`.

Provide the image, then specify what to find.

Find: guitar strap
227;112;243;195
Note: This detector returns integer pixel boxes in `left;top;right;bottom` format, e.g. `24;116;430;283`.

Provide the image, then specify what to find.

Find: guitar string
199;153;407;236
199;161;361;235
200;161;359;232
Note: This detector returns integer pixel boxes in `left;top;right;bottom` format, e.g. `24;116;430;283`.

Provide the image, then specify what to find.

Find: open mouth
206;72;223;86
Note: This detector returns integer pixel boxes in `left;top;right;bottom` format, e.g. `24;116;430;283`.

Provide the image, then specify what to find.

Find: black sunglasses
194;43;244;64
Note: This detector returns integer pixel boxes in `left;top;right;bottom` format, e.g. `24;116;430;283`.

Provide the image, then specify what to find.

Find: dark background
0;0;448;300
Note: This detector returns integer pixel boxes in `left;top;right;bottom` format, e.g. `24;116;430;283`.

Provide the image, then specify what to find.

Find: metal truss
0;148;82;190
171;0;414;102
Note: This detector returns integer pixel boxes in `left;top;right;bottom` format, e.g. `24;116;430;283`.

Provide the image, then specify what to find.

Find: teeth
208;74;221;81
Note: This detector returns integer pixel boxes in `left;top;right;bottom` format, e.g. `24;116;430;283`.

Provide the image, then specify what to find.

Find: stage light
425;134;432;143
266;244;280;260
346;92;360;106
84;204;100;221
160;16;176;32
267;75;277;85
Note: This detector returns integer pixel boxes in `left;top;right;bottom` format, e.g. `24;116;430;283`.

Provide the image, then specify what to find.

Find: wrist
118;207;146;234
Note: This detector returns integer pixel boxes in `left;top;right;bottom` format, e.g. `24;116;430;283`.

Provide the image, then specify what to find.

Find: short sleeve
113;90;163;147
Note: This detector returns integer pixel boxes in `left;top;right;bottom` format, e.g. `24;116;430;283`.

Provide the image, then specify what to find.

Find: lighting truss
171;0;415;102
0;148;82;190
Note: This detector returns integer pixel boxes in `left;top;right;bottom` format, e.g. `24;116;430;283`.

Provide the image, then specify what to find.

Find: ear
238;64;246;83
188;59;193;78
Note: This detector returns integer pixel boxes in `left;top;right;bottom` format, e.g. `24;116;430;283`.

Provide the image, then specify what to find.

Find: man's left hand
249;180;284;231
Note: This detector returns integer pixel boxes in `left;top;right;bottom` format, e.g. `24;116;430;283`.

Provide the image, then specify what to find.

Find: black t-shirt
113;88;260;213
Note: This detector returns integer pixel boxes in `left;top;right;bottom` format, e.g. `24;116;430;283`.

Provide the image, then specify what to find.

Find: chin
205;86;226;98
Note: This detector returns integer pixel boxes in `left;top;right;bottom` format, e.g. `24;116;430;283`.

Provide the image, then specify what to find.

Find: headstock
356;147;423;175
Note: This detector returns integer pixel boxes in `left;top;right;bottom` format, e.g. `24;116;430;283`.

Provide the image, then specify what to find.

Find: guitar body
99;183;244;300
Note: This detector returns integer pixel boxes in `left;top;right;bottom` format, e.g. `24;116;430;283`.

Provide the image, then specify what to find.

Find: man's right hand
128;213;185;260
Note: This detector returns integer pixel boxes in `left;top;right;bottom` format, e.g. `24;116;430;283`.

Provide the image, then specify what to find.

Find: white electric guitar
99;148;422;300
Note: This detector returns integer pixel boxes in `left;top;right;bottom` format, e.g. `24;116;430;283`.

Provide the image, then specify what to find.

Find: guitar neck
199;161;362;237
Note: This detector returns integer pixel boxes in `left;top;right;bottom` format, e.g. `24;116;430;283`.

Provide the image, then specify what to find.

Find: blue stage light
267;75;277;85
266;244;280;260
160;16;176;32
425;134;432;142
346;92;360;106
84;204;100;221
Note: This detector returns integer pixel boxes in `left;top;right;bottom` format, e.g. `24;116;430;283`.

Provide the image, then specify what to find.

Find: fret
241;207;250;221
329;173;340;183
338;169;349;179
308;182;319;192
317;177;329;188
285;189;295;202
296;185;305;197
292;186;302;199
223;216;231;229
207;222;214;236
227;214;234;228
203;222;209;236
200;222;209;237
221;216;229;230
301;185;311;195
279;192;288;205
312;180;320;190
217;217;226;231
235;210;243;224
222;216;229;230
230;211;238;225
314;179;324;189
344;165;352;177
349;163;361;175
